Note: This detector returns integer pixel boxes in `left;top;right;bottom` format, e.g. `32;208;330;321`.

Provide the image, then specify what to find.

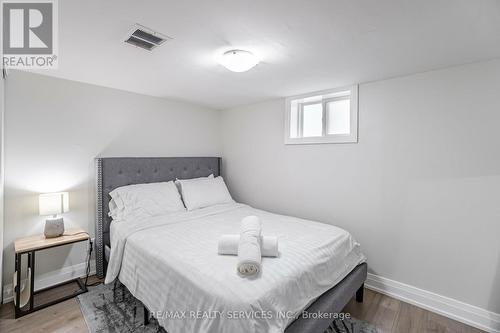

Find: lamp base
44;218;65;238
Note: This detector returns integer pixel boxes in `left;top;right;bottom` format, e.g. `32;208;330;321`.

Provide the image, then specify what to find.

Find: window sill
284;135;358;145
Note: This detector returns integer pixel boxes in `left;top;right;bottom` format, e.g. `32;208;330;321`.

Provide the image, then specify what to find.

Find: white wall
221;59;500;314
0;72;5;302
2;71;221;288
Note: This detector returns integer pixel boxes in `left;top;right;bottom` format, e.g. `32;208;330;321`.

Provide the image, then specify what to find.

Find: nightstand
13;228;90;318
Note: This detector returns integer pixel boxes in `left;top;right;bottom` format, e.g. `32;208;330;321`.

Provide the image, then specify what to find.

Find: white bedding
106;203;365;333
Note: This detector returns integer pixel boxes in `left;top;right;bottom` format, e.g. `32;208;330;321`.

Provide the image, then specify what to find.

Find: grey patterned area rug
324;318;380;333
77;283;381;333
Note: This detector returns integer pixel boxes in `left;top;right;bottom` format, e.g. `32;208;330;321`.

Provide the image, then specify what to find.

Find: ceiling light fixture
218;49;259;72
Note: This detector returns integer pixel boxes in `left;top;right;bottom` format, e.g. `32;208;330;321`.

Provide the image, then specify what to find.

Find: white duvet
106;203;365;333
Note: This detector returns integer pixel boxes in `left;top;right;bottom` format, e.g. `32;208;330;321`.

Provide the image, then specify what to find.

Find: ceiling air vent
124;24;171;51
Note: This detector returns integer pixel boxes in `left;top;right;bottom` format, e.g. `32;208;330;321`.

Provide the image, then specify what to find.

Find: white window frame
284;85;358;145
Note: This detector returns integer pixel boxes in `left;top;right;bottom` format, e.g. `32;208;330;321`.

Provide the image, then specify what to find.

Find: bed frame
95;157;367;333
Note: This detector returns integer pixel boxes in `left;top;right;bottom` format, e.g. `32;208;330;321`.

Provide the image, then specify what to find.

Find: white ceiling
32;0;500;109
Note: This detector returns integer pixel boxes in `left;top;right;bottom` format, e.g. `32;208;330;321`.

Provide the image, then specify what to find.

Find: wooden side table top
14;228;89;253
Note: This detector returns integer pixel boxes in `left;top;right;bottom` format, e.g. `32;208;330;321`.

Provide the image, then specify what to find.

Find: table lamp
39;192;69;238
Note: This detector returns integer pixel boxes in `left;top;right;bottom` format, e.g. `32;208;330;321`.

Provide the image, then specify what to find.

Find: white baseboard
365;273;500;333
2;261;96;304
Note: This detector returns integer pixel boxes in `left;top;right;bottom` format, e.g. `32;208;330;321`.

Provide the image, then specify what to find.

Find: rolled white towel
237;216;262;276
260;236;279;257
218;235;279;257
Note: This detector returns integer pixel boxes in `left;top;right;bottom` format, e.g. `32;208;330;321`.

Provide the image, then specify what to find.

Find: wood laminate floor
343;289;485;333
0;279;485;333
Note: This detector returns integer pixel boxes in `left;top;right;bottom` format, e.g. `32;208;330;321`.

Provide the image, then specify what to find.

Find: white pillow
174;174;213;192
108;198;122;219
177;176;233;211
109;181;185;221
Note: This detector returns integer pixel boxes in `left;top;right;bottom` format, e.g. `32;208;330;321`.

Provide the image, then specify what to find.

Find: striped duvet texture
106;203;365;333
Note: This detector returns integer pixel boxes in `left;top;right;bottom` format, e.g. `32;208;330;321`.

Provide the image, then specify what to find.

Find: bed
95;157;367;333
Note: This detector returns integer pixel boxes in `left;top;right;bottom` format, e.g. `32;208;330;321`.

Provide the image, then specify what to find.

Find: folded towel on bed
260;235;279;257
237;216;262;276
218;234;279;257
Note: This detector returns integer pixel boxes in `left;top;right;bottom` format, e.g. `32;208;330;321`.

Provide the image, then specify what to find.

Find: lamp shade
39;192;69;216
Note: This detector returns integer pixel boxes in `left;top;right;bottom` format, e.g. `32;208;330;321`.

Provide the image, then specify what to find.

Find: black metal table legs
14;250;88;318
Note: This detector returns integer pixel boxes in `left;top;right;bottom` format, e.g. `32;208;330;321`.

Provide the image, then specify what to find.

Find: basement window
285;85;358;144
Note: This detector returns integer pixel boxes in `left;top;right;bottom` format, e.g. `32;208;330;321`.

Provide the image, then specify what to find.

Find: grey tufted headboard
95;157;221;278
